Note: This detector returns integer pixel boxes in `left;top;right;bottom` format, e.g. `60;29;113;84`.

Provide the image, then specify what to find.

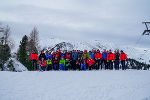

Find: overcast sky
0;0;150;48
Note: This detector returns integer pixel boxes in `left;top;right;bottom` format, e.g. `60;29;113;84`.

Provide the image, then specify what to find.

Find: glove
107;60;109;62
112;60;113;62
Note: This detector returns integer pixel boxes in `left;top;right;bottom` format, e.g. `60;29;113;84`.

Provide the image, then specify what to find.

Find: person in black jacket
114;50;120;70
39;50;46;61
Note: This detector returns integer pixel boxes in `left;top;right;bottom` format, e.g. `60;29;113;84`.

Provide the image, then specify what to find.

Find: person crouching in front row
39;58;46;71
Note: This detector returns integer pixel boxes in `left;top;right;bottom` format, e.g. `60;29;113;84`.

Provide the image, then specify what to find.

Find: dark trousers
108;60;113;70
47;64;52;71
95;59;100;70
76;64;81;70
54;64;59;70
72;60;77;70
121;60;126;70
101;59;107;70
31;60;37;70
89;65;94;70
115;60;119;70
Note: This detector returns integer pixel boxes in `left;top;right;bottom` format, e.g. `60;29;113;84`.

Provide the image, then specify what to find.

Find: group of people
30;49;127;71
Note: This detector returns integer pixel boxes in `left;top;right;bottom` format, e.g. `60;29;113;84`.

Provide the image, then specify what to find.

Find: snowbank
4;58;28;72
0;70;150;100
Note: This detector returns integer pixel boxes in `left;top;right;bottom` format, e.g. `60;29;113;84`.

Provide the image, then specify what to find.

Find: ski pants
31;59;37;70
89;65;94;70
54;64;59;70
39;65;45;71
72;60;77;70
108;60;113;70
60;64;65;70
81;64;86;70
47;64;52;71
115;60;120;70
101;59;107;70
121;60;126;70
95;59;101;70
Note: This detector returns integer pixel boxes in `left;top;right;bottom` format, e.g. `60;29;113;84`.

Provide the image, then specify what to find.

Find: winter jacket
102;52;107;59
59;59;66;66
82;53;89;59
94;52;102;60
107;52;115;60
87;59;95;66
31;53;38;60
66;54;71;60
120;53;127;60
89;53;95;60
78;53;82;59
115;53;120;60
39;60;46;66
53;59;59;66
72;53;78;60
46;60;52;65
46;53;50;60
39;53;46;61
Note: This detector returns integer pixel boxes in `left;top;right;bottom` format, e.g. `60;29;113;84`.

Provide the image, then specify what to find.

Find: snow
4;58;28;72
0;70;150;100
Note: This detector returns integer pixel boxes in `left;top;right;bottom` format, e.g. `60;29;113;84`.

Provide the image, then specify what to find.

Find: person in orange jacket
39;58;46;71
107;49;115;70
94;50;102;70
120;50;127;70
87;57;95;70
31;51;38;70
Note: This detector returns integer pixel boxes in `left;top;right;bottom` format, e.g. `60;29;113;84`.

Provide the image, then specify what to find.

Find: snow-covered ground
0;70;150;100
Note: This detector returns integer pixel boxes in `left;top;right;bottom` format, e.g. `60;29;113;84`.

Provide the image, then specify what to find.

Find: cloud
0;0;150;48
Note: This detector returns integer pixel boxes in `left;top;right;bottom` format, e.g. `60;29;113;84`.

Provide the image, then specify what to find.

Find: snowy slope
0;71;150;100
4;58;28;72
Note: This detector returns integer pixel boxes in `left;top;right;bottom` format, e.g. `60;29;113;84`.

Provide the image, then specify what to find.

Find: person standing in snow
76;57;82;70
81;50;89;69
59;57;66;70
31;51;38;70
101;49;107;70
72;50;78;70
120;50;127;70
39;50;46;61
39;58;46;71
89;50;95;60
65;58;71;70
53;57;59;70
114;50;120;70
107;50;115;70
94;50;102;70
81;56;87;70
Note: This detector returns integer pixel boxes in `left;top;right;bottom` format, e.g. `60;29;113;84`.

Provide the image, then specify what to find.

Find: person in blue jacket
72;50;78;70
89;50;95;60
101;49;108;69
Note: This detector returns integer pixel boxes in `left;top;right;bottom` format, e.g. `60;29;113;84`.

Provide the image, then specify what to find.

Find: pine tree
17;35;29;68
0;44;11;70
0;25;11;71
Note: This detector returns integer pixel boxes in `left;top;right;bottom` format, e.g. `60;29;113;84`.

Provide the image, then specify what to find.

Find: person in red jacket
120;50;127;70
94;50;102;70
31;51;38;70
107;50;115;70
87;57;95;70
39;58;46;71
